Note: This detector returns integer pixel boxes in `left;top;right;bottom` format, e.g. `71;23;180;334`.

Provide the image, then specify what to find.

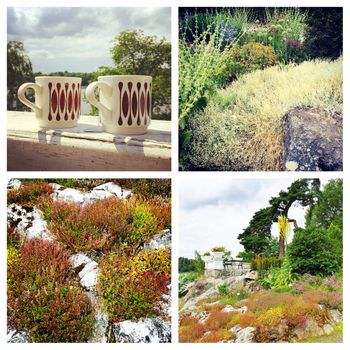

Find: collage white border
1;0;348;348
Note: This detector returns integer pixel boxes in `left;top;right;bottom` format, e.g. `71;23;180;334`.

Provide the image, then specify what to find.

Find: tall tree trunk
279;236;285;257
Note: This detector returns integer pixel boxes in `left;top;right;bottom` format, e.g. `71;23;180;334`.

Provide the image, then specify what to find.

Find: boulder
79;261;99;291
93;182;131;198
7;327;32;343
144;229;171;251
322;324;334;335
235;327;256;343
329;309;342;323
7;179;21;189
292;318;324;340
244;270;258;280
84;190;115;203
112;317;171;343
70;253;93;272
283;107;342;171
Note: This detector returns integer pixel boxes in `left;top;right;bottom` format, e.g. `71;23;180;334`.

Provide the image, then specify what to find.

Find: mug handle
85;81;113;119
17;83;42;117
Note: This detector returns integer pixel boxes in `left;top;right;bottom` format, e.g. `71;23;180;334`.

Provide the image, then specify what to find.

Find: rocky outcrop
7;204;51;241
51;182;131;204
112;317;171;343
7;179;21;189
144;229;171;251
7;328;32;343
283;107;342;171
229;325;256;343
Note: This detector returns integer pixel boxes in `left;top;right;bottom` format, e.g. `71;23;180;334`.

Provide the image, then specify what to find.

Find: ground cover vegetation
179;7;343;170
7;179;171;342
179;178;342;342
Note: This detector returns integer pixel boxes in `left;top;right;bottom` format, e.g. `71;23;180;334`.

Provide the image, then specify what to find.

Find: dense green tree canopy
7;41;34;111
238;179;320;256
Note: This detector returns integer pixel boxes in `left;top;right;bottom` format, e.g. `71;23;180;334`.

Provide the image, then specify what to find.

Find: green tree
179;257;196;273
105;30;171;118
288;225;340;276
238;179;320;257
7;41;34;111
193;250;205;275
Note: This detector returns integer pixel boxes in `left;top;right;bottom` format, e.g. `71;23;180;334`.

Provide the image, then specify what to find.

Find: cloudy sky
179;178;324;259
7;7;171;73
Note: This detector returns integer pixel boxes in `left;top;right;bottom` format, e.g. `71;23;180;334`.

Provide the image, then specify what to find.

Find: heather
179;178;342;343
7;179;171;343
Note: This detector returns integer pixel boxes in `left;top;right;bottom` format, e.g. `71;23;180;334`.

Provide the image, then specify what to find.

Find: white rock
49;183;63;191
84;189;115;203
7;327;32;343
113;317;171;343
222;305;235;313
79;261;99;291
93;182;131;198
70;253;92;269
235;327;256;343
144;229;171;251
25;209;51;241
7;179;21;189
329;309;342;323
55;188;85;203
229;325;241;335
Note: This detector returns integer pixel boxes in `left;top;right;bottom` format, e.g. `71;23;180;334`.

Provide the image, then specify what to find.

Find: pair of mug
17;75;152;135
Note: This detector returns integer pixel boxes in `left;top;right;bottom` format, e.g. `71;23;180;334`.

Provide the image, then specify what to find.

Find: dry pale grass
188;58;343;170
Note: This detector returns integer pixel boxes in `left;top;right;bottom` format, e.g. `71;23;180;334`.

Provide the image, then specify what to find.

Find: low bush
260;256;294;289
187;58;342;170
7;182;53;206
204;310;236;331
222;42;277;80
7;239;94;342
179;316;205;342
7;223;22;249
221;287;249;306
115;179;171;198
217;283;229;296
39;196;170;253
200;329;236;342
97;249;170;322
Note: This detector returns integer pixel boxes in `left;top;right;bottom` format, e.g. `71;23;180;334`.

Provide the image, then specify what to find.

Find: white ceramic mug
86;75;152;135
18;76;82;128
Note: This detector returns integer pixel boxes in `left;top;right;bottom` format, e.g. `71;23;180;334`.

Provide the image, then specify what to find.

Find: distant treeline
34;71;94;86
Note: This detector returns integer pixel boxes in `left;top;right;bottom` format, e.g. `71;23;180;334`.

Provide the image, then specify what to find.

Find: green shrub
251;255;282;272
115;179;171;198
97;250;170;322
7;182;53;206
7;239;94;342
217;283;229;296
223;42;277;79
242;8;307;63
260;256;294;289
288;225;341;276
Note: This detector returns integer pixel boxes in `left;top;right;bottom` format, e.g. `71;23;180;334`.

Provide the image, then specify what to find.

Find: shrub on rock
7;182;53;206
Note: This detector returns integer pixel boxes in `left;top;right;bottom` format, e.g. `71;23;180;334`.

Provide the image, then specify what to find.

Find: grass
187;57;343;171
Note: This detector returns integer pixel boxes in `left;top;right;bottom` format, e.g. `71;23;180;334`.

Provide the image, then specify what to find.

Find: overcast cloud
179;178;319;259
7;7;171;73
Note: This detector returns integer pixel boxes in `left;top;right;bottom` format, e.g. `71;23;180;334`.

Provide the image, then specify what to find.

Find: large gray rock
235;327;256;343
112;317;171;343
329;309;342;323
25;209;51;240
144;229;171;251
53;188;85;203
283;107;342;171
70;253;93;271
7;327;32;343
7;179;21;189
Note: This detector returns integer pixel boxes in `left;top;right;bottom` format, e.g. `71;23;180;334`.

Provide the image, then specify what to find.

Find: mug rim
35;76;82;80
97;75;152;79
